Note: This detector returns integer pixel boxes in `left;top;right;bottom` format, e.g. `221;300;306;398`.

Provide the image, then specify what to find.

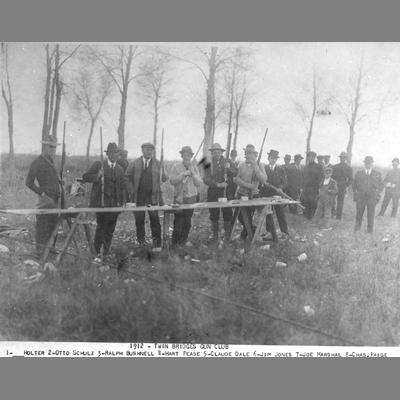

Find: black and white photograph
0;42;399;351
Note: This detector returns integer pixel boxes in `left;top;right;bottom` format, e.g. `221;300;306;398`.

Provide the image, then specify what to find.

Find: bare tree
41;43;80;150
336;56;366;165
137;49;175;157
1;43;14;162
93;45;145;149
293;69;329;156
71;64;112;163
170;46;236;157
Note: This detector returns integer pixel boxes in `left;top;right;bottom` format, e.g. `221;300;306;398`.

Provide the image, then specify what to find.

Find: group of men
26;134;400;259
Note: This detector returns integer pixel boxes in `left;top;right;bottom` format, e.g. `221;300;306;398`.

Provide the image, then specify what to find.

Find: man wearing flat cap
301;151;324;219
286;154;304;214
82;142;126;256
378;157;400;217
203;143;234;241
260;149;289;236
125;142;167;249
169;146;203;246
26;135;61;257
331;152;353;219
352;156;383;233
233;144;267;239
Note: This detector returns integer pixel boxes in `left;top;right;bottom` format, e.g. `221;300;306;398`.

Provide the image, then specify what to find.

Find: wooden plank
0;198;298;215
82;222;96;256
240;207;254;244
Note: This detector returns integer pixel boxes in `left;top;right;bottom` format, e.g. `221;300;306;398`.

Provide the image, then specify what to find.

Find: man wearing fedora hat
233;144;267;239
286;154;304;214
203;143;234;241
331;152;353;219
82;142;126;256
377;157;400;217
260;149;289;236
26;134;61;256
169;146;203;246
125;142;166;249
352;156;383;233
283;154;291;173
301;151;324;219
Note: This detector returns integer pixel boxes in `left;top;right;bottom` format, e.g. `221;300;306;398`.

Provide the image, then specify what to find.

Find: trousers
94;212;119;255
36;214;58;256
355;196;377;233
378;188;399;217
208;188;232;222
134;192;161;246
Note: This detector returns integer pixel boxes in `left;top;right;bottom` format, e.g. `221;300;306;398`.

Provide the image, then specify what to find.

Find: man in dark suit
377;157;400;217
286;154;304;214
82;142;126;256
301;151;324;219
331;151;353;219
26;134;61;257
125;142;166;249
260;149;289;236
353;156;383;234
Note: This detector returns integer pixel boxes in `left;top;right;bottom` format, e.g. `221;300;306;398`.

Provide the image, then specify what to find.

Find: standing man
169;146;203;246
203;143;232;241
260;149;289;236
233;144;267;239
286;154;304;214
324;155;333;169
283;154;292;171
26;135;61;257
82;142;126;256
331;151;353;219
117;149;129;172
301;151;324;220
317;155;326;170
353;156;383;234
125;142;166;249
312;166;338;227
377;157;400;217
226;149;239;201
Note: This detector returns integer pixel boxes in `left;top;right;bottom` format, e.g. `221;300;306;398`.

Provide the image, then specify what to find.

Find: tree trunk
117;45;133;150
226;71;235;149
51;45;61;138
203;47;217;157
306;71;317;156
86;119;96;165
153;96;159;159
42;44;52;148
233;108;240;151
346;124;355;166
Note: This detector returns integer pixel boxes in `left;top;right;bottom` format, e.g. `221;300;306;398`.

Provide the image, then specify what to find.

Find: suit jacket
82;161;126;207
303;162;324;191
286;163;304;191
125;157;166;205
332;162;353;190
260;164;287;197
352;169;383;203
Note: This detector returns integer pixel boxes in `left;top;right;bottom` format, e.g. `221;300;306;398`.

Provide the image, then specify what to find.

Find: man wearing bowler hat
352;156;383;233
125;142;166;250
203;143;234;241
260;149;289;236
82;142;126;256
286;153;304;214
377;157;400;217
331;151;353;219
26;134;61;257
301;151;324;219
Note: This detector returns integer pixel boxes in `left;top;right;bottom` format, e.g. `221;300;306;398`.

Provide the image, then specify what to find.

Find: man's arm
25;159;42;195
124;161;135;197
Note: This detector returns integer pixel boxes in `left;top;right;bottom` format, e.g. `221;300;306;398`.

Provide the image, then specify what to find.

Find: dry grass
0;154;399;345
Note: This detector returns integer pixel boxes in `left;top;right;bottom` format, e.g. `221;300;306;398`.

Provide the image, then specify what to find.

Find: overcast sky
1;42;399;166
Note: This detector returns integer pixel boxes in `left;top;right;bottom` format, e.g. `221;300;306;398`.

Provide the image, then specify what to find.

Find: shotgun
100;127;105;207
59;121;67;209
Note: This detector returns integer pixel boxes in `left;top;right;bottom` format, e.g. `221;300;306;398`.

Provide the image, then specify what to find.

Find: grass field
0;154;399;345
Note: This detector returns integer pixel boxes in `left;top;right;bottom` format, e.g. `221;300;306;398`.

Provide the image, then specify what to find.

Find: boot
223;221;232;242
211;220;219;241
